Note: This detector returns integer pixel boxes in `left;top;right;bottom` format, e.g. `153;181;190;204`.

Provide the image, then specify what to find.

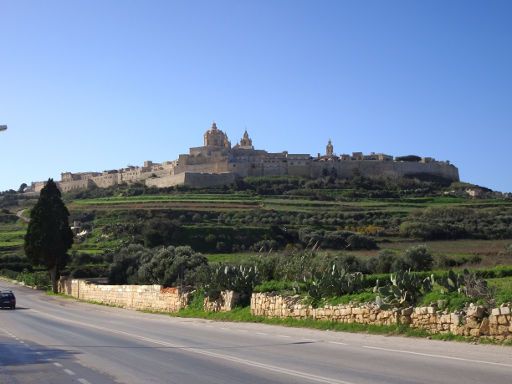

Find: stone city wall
309;160;459;181
145;172;186;188
184;172;236;188
38;153;459;193
251;293;511;340
145;172;236;189
58;178;93;193
58;278;190;313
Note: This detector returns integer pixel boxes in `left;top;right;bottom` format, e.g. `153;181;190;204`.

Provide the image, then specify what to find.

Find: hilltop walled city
30;122;460;193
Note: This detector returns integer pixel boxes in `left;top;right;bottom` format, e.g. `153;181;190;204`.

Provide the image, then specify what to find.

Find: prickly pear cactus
374;270;432;309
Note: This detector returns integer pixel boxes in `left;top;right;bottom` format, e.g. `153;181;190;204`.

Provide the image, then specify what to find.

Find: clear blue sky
1;1;511;192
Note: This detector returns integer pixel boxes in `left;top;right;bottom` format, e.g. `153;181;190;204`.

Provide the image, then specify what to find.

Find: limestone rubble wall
204;290;240;312
58;278;190;313
251;293;511;340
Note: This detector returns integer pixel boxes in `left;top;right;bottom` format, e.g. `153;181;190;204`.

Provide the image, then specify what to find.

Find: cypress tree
24;179;73;293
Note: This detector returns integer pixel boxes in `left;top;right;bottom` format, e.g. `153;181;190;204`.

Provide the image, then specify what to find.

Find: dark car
0;291;16;309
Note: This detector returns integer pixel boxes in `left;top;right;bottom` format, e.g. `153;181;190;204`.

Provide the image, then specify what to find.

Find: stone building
29;122;460;192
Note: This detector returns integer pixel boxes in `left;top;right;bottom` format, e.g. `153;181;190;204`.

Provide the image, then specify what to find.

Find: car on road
0;290;16;309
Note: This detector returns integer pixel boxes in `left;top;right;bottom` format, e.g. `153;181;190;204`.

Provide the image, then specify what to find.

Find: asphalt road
1;280;511;384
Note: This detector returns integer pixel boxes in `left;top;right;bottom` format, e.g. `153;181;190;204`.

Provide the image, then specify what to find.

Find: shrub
420;290;469;311
0;269;19;279
253;280;303;294
460;269;496;308
366;250;399;274
137;246;207;287
108;244;153;284
403;245;433;271
251;239;278;252
346;234;378;250
298;228;377;250
69;266;109;278
16;270;51;289
143;218;180;248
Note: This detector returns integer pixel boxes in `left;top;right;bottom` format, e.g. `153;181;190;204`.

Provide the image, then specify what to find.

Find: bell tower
326;139;334;157
239;130;254;149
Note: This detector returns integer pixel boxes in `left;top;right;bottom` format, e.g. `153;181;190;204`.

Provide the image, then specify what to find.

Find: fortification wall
251;293;511;340
59;178;93;193
45;135;459;193
119;170;159;184
288;160;314;178
30;181;46;193
309;160;459;181
58;278;190;312
260;162;288;176
183;172;236;188
145;173;186;188
174;161;230;175
91;173;120;188
145;172;236;188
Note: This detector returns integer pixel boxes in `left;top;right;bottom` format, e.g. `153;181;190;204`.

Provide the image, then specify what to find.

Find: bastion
29;122;459;192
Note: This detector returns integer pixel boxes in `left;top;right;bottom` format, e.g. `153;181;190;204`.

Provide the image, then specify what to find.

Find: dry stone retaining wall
204;290;240;312
251;293;512;340
58;278;190;312
56;280;511;340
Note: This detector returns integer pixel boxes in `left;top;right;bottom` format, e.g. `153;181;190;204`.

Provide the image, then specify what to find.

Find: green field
2;181;512;263
1;176;511;312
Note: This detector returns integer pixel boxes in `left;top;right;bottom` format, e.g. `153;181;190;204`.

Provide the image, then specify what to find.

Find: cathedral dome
203;122;231;148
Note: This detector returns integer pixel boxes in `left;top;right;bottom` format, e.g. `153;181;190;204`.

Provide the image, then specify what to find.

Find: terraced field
1;181;512;275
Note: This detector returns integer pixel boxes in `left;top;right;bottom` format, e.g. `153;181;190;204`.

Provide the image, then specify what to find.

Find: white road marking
63;369;75;376
36;351;43;355
278;335;291;338
77;379;92;384
256;332;267;335
19;341;25;344
362;346;512;368
220;327;229;330
27;308;355;384
53;362;63;368
328;341;348;346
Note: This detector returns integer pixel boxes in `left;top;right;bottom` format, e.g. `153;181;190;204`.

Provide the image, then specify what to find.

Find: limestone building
29;122;460;192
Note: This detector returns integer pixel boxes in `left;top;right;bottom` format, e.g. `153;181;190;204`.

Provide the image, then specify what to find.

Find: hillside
1;176;511;278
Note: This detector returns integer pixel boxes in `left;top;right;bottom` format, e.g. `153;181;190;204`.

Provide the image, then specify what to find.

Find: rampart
29;123;460;192
251;293;512;340
309;159;459;181
145;172;236;189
